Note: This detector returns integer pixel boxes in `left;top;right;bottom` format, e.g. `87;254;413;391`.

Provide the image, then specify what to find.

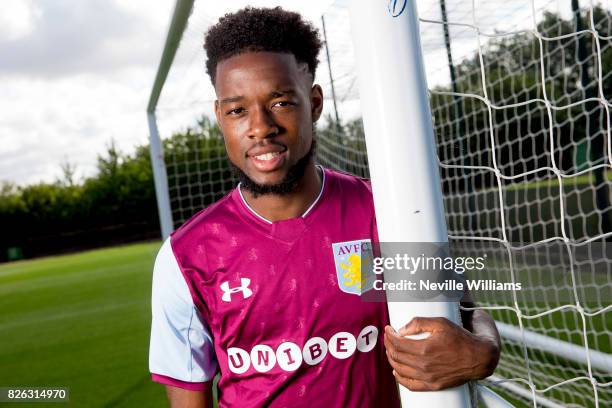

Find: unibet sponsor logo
227;325;378;374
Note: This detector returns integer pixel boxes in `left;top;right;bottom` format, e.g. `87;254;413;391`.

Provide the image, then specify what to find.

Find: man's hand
383;316;500;392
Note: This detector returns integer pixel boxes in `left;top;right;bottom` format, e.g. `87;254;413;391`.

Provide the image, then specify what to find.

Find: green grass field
0;242;167;407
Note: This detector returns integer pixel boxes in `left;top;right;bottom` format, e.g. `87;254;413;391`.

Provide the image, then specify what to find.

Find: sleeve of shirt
149;237;218;390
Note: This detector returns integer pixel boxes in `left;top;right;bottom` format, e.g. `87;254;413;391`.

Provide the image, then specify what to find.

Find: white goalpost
146;0;195;239
349;1;471;406
148;0;612;407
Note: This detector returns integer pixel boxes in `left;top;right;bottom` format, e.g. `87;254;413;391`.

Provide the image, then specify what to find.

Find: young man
149;7;500;408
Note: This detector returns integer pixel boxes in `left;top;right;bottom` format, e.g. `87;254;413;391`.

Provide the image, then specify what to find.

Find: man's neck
241;163;322;222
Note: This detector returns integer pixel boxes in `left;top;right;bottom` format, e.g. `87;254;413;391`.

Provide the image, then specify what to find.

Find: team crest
332;239;373;295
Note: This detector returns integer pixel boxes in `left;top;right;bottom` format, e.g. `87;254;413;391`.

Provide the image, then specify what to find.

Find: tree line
0;140;159;262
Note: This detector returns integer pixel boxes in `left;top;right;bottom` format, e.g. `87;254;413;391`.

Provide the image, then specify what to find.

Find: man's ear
311;84;324;123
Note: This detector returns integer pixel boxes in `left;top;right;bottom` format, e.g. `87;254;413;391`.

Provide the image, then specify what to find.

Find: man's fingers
392;371;443;392
386;351;430;380
384;325;428;356
383;337;422;369
398;316;445;337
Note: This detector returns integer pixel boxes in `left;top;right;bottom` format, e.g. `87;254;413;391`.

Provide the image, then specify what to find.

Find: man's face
214;52;323;190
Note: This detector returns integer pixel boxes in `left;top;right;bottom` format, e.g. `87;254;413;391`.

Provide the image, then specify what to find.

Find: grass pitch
0;242;167;407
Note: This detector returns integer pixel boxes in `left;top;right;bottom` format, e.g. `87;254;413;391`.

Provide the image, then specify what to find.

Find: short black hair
204;7;322;85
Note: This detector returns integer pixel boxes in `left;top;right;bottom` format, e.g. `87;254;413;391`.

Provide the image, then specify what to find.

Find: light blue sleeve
148;238;218;382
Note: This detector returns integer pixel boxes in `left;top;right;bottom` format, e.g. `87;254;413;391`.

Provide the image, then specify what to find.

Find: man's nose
248;106;279;140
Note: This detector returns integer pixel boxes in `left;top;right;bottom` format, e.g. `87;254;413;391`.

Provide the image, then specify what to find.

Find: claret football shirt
149;167;400;407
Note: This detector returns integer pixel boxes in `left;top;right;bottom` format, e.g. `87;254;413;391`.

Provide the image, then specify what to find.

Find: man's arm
149;239;219;403
383;302;500;391
460;300;501;362
165;383;214;408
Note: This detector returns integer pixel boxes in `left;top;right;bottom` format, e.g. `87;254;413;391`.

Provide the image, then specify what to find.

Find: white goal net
150;1;611;406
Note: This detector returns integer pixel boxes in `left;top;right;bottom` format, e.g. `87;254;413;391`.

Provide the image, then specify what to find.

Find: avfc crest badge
332;239;374;296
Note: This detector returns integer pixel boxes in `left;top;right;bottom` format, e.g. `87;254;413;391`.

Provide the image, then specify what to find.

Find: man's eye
273;101;294;108
227;108;244;115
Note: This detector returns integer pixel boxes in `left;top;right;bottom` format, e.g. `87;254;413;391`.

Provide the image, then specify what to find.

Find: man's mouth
253;152;281;161
248;147;287;172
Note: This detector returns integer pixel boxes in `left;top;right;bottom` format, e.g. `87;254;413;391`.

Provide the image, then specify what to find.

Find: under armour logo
220;278;253;302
